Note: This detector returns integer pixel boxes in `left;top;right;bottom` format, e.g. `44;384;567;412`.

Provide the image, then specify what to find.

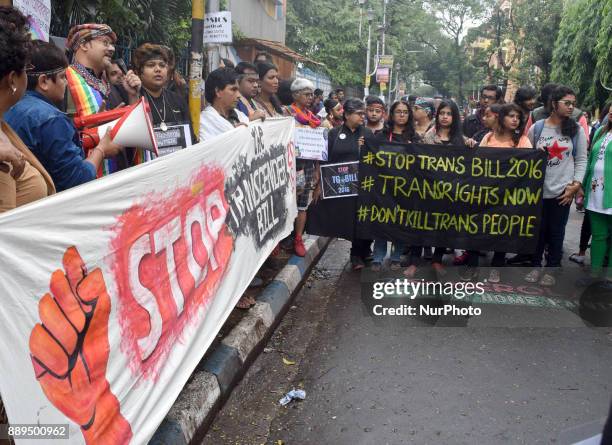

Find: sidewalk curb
149;236;331;444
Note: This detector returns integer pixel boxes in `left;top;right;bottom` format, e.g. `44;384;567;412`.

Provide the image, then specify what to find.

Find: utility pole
207;0;220;72
381;0;388;55
364;7;374;98
189;0;205;140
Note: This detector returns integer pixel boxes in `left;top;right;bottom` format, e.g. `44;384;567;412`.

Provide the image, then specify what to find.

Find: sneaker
459;266;478;281
524;268;541;283
453;251;470;266
371;262;382;272
538;273;556;287
569;253;585;265
351;255;365;270
390;261;401;271
488;268;501;283
293;235;306;257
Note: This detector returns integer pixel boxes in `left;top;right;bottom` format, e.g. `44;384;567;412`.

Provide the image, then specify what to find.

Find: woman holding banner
579;104;612;287
0;6;55;213
311;98;373;270
479;103;532;283
423;99;469;277
288;78;321;257
525;86;587;287
371;100;417;272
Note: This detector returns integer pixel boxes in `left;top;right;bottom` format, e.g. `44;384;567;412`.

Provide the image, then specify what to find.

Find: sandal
569;253;585;265
236;296;252;309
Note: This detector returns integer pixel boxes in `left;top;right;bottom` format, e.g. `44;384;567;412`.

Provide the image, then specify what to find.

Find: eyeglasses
95;37;114;48
352;111;366;117
394;110;410;115
559;100;576;107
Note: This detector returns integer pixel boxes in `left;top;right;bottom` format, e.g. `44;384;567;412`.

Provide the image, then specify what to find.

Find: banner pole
189;0;205;141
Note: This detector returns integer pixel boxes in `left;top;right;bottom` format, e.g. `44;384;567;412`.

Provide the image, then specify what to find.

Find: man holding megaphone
5;41;123;192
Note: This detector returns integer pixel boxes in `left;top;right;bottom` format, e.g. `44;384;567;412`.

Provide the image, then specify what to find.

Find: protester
525;86;588;286
463;85;503;140
579;105;612;287
365;95;386;134
513;85;537;133
314;98;372;270
532;82;590;141
412;97;435;138
335;88;345;103
235;62;265;121
423;99;469;277
254;62;285;117
0;6;54;212
277;79;295;110
288;79;321;257
478;103;532;283
106;58;126;85
311;88;324;114
321;99;343;129
199;68;248;142
328;91;339;101
5;41;123;192
254;52;272;64
65;23;142;174
133;43;194;143
371;99;417;272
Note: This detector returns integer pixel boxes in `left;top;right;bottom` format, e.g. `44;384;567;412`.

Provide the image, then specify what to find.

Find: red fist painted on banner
29;247;132;444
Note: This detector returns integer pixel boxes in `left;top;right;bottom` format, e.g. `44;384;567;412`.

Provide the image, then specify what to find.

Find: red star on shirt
547;140;567;160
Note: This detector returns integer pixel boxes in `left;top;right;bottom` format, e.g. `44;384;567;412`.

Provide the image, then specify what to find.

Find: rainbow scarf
289;104;321;128
66;66;127;176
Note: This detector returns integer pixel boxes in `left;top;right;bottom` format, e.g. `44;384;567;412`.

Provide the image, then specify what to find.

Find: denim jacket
5;91;96;192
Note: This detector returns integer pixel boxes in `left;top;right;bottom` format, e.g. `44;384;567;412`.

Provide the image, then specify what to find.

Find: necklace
145;89;167;131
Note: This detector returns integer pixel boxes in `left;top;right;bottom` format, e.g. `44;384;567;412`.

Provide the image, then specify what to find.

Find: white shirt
587;132;612;215
199;105;249;142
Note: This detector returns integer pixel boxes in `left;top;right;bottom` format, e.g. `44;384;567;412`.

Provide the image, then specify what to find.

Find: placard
321;161;359;199
376;67;390;83
13;0;51;41
294;126;328;161
378;55;394;68
154;124;193;157
204;11;232;44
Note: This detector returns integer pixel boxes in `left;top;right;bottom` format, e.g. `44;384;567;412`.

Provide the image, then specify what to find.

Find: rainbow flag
66;66;103;117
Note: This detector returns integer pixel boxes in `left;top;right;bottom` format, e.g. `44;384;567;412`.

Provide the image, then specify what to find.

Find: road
201;208;612;445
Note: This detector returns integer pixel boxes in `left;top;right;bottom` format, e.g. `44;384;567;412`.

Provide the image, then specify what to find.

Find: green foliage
551;0;611;109
50;0;192;56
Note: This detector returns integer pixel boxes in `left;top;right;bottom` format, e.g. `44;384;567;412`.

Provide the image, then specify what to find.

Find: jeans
531;198;571;268
372;239;404;263
491;252;506;267
579;211;591;252
431;247;446;264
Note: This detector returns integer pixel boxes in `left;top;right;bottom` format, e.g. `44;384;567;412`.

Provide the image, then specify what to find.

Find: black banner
356;140;546;253
321;161;359;199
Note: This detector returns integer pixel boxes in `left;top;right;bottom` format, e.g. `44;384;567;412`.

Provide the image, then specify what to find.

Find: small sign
380;82;387;92
365;75;371;87
204;11;232;44
154;124;193;157
321;161;359;199
13;0;51;41
294;126;328;161
378;55;394;68
376;67;390;83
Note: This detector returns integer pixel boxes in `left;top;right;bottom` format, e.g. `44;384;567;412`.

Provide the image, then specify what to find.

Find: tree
551;0;611;110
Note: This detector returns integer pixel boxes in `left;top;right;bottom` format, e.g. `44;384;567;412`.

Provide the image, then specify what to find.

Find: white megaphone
80;97;159;156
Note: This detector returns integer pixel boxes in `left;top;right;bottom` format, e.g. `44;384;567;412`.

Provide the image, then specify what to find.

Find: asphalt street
202;208;612;445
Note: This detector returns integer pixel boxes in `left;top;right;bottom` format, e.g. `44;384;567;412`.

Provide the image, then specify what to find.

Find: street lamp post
364;7;374;98
358;0;367;39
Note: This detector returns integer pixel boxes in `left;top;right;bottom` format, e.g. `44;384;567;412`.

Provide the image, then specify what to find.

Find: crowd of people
1;4;612;295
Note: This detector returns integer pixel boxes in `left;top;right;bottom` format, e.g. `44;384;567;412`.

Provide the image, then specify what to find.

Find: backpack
532;119;578;158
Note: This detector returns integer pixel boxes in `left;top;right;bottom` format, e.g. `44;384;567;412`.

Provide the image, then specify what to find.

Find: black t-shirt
144;89;195;142
327;125;374;163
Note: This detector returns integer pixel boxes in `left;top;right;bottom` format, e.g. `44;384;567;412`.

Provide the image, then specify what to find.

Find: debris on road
279;389;306;406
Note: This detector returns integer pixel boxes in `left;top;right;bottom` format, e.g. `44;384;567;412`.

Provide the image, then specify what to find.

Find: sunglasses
559;100;576;107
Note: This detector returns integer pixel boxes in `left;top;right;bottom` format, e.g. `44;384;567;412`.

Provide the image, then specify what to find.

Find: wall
229;0;286;44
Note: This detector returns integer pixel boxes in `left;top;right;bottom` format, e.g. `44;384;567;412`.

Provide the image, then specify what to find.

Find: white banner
0;118;297;444
203;11;233;44
13;0;51;41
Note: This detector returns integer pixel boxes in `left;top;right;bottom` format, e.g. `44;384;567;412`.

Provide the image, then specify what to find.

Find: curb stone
149;235;331;444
